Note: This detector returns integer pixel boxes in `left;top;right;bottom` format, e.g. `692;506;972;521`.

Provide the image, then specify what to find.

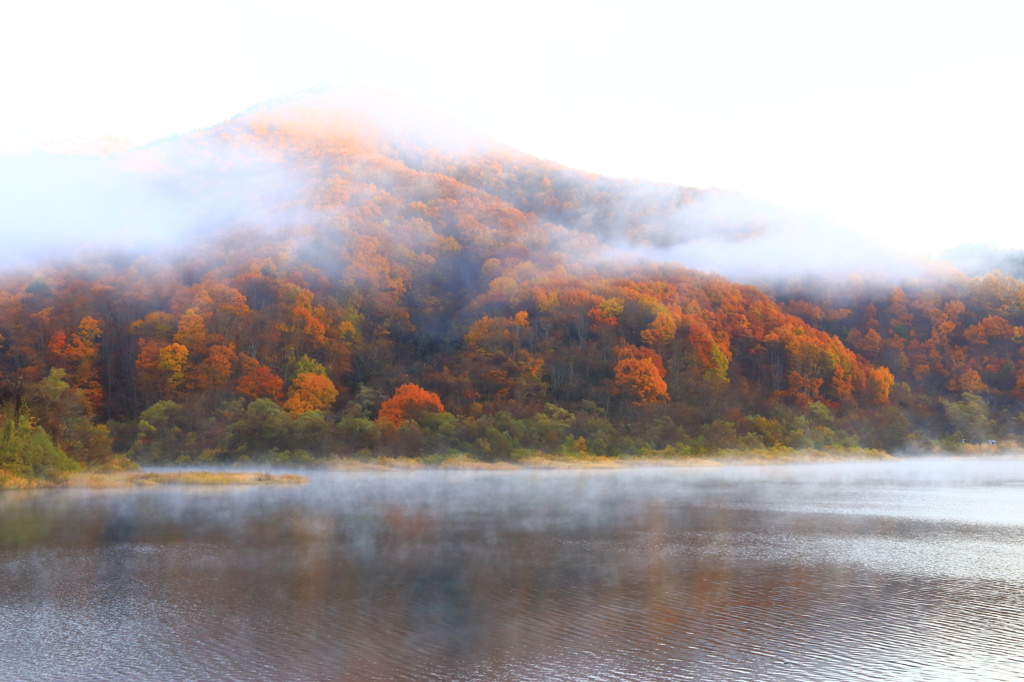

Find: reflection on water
2;458;1024;681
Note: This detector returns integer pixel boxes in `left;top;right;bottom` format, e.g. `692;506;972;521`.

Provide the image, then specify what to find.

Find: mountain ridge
0;90;1019;475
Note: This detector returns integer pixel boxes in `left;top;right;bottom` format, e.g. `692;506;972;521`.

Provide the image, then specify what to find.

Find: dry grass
61;470;308;489
952;441;1019;455
512;453;624;469
0;469;40;489
326;455;518;471
317;447;896;473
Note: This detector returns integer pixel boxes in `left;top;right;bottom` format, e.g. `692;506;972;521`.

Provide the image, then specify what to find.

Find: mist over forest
1;87;1021;477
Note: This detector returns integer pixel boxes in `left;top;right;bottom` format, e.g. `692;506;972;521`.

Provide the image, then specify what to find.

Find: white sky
2;0;1023;258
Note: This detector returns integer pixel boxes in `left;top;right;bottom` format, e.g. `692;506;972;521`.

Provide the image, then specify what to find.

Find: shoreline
7;447;1021;489
322;447;898;471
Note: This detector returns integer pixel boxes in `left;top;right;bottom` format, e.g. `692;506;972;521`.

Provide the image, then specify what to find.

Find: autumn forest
2;89;1021;479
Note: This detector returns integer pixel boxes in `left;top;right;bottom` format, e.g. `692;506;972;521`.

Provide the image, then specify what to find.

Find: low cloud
599;192;929;284
0;138;310;269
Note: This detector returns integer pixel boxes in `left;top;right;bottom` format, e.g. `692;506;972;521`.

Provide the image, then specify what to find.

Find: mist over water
1;458;1023;681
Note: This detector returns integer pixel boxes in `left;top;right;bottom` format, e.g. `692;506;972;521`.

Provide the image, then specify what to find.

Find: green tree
943;392;994;443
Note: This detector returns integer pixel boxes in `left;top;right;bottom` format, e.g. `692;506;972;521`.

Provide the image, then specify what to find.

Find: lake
1;457;1023;681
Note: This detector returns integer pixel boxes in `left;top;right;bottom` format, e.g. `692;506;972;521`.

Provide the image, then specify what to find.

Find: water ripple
2;460;1024;680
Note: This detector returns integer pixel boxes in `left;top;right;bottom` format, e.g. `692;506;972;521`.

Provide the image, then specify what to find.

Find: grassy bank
0;470;308;489
328;446;895;471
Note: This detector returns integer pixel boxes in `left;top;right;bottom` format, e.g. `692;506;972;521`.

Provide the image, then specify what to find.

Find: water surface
2;457;1023;680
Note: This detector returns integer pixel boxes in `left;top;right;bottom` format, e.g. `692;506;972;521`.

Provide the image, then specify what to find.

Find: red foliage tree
236;353;284;402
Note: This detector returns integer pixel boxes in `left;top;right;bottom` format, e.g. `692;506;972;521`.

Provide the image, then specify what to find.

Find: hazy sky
3;0;1022;258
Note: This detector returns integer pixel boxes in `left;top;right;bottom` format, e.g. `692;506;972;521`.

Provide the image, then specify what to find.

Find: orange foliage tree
613;346;669;405
283;372;339;415
47;316;104;412
156;343;189;392
191;344;237;392
866;366;895;404
377;383;444;427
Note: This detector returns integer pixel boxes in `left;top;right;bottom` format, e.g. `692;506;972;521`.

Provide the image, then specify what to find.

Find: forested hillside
0;89;1018;473
774;273;1024;445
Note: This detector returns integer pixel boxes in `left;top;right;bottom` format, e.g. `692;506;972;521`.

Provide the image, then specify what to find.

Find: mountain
0;88;1019;472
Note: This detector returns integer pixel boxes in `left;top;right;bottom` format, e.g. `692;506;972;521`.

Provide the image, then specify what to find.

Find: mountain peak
236;84;506;156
